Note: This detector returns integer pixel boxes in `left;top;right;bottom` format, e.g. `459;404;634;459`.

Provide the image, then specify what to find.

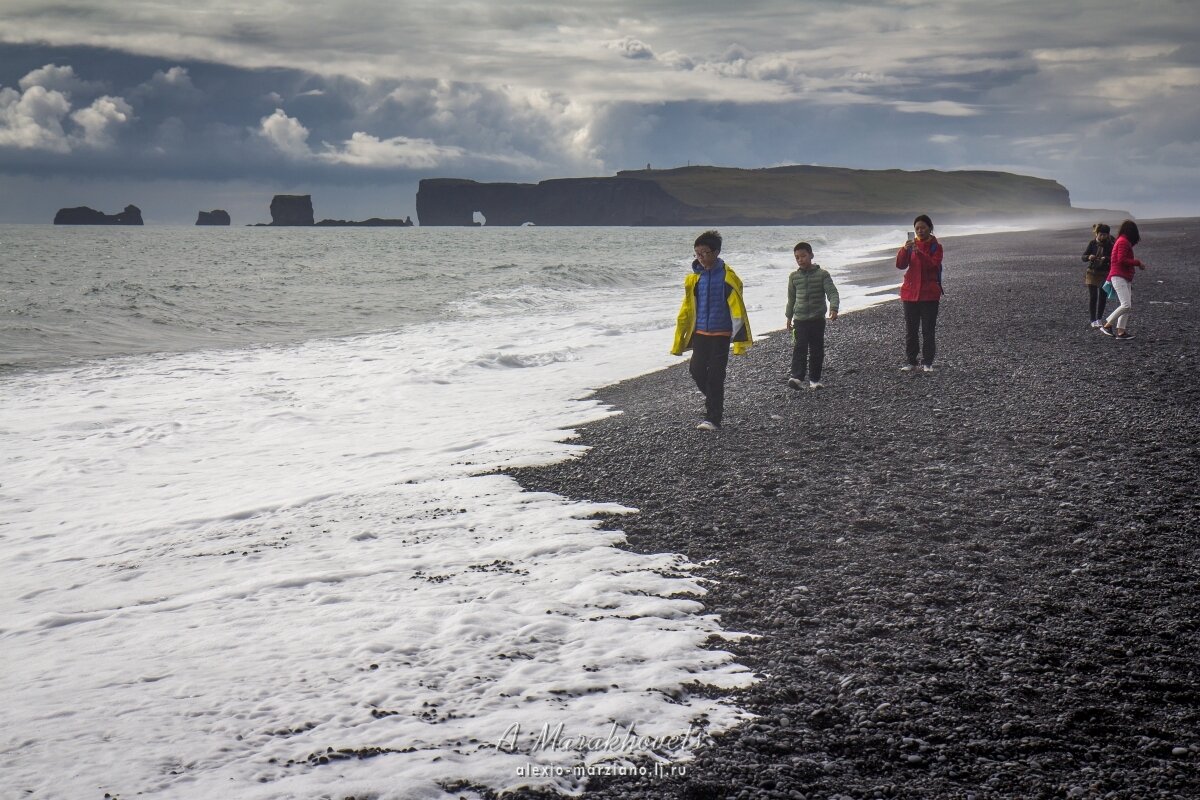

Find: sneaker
1090;320;1103;328
900;364;917;372
787;377;805;390
808;380;823;389
1116;332;1135;341
696;420;719;431
921;364;935;374
1099;325;1115;337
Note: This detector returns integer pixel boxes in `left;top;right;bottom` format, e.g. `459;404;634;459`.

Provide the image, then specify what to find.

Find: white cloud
70;95;134;147
893;100;981;117
1012;133;1078;148
257;108;312;158
929;134;958;144
257;107;532;170
17;63;101;96
1;65;133;151
153;66;191;87
316;131;465;168
0;85;71;151
1033;44;1180;63
605;36;655;60
1101;66;1200;106
135;66;202;101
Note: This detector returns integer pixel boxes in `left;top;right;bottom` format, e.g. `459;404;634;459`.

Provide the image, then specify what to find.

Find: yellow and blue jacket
671;263;753;356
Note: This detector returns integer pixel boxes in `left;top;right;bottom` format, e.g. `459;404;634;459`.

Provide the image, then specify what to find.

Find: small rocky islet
52;195;412;226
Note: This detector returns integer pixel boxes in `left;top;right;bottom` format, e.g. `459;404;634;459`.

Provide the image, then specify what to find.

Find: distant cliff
269;195;315;226
196;210;231;225
416;166;1080;226
53;205;144;225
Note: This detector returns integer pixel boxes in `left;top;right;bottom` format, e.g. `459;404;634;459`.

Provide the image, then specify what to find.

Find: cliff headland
53;205;144;225
196;210;231;225
417;165;1124;226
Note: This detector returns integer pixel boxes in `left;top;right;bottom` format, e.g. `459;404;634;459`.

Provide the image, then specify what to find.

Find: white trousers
1106;276;1133;330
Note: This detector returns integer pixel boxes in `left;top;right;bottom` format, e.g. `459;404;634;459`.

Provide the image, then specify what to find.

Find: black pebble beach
507;219;1200;800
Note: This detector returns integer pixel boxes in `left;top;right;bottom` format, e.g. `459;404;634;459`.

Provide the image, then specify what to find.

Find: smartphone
907;231;915;243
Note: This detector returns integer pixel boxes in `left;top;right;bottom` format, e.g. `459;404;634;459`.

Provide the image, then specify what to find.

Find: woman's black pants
903;300;939;367
1088;285;1108;322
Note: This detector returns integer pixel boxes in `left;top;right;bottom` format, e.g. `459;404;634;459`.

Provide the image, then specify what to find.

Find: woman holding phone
895;214;944;372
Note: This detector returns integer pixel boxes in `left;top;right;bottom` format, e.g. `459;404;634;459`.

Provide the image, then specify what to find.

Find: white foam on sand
1;304;757;798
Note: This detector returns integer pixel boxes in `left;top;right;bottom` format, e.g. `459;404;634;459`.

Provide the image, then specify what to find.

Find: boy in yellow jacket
671;230;753;430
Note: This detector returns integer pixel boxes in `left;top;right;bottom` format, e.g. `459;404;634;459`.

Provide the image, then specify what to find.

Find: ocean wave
472;348;582;369
536;262;663;290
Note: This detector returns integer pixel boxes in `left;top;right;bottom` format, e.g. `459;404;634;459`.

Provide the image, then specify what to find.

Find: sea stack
269;195;315;226
53;205;144;225
196;210;231;226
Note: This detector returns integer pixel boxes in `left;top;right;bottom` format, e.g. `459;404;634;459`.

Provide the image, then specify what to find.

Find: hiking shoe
787;377;805;390
808;380;823;389
1116;332;1135;340
1099;325;1115;337
900;364;917;372
696;420;719;431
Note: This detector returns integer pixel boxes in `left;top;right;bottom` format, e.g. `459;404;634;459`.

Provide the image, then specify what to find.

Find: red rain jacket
1107;235;1142;282
895;235;944;302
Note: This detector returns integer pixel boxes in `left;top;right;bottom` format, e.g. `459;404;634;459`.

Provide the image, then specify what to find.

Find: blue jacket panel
694;260;733;333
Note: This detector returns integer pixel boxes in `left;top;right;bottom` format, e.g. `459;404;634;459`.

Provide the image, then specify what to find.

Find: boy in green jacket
786;241;840;390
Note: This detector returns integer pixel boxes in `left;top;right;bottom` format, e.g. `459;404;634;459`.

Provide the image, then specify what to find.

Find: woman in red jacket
895;214;944;372
1100;219;1147;340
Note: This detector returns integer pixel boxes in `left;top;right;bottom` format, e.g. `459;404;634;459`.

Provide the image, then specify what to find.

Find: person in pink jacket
1100;219;1147;341
895;214;944;372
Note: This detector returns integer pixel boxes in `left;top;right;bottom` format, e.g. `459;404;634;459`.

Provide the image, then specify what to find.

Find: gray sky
1;0;1197;223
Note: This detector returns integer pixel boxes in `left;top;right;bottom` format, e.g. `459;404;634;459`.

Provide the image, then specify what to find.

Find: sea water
0;224;1002;799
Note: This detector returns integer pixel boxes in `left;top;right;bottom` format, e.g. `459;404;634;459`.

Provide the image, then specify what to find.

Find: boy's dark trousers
790;318;826;381
903;300;939;367
689;334;731;425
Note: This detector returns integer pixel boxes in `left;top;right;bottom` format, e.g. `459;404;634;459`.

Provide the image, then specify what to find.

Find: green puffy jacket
786;265;840;322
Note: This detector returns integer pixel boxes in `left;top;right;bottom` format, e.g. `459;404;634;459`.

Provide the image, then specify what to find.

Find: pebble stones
505;221;1200;800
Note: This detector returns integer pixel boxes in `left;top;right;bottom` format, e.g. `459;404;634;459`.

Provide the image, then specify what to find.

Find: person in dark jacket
1082;223;1114;327
895;214;944;373
786;241;840;390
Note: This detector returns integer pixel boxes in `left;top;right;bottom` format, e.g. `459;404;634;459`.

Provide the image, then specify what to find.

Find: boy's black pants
903;300;939;367
689;334;731;425
790;318;826;381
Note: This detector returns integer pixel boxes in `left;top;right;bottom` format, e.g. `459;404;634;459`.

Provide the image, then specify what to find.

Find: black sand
507;220;1200;800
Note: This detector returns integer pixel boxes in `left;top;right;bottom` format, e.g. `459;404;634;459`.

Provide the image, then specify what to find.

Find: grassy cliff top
614;165;1071;220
